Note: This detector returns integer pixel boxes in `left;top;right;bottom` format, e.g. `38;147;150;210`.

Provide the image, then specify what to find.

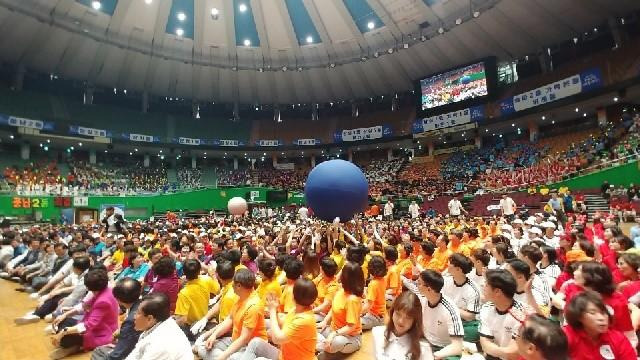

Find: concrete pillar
311;155;316;168
528;121;539;143
387;148;393;161
192;156;197;169
608;16;625;48
272;154;278;167
428;141;435;157
89;149;96;164
144;154;150;168
142;91;149;113
14;64;25;91
348;149;353;162
250;159;255;170
83;85;94;105
474;136;482;149
20;143;30;161
233;158;239;170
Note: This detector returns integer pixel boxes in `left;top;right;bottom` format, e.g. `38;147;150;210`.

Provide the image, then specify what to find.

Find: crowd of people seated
216;169;252;187
2;194;640;360
177;168;202;189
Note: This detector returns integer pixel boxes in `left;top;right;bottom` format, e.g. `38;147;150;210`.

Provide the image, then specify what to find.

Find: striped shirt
479;300;529;347
442;275;481;317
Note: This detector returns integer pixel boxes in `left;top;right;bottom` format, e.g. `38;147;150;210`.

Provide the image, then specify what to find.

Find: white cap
512;219;523;224
541;221;556;228
525;219;536;226
529;227;542;235
548;216;557;222
92;232;100;239
501;224;513;232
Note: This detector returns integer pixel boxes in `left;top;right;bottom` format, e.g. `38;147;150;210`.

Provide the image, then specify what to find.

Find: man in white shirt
126;293;192;360
297;206;309;220
402;270;464;359
408;201;420;219
384;200;394;220
499;194;517;221
448;197;466;217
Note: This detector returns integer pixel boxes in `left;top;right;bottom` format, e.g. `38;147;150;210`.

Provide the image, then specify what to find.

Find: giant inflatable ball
304;159;369;222
227;196;248;216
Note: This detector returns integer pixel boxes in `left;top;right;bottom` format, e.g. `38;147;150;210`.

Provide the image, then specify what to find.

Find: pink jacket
81;288;120;350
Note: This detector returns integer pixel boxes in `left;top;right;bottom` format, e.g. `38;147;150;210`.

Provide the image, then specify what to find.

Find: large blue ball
304;159;369;222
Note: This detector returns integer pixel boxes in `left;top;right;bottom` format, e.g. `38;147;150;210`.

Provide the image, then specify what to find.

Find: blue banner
334;124;392;143
0;114;54;131
69;125;112;138
255;140;283;147
293;139;322;146
500;68;603;116
413;106;485;134
122;133;160;143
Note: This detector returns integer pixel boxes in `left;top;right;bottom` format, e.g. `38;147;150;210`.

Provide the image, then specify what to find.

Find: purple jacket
81;288;119;350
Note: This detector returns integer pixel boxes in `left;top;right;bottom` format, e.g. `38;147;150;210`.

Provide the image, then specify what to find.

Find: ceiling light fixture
177;12;186;21
211;7;219;16
455;18;462;25
239;3;247;12
614;97;619;102
473;11;480;18
367;21;375;30
306;36;313;44
438;27;445;34
145;0;152;4
243;39;251;46
176;28;184;37
91;1;101;10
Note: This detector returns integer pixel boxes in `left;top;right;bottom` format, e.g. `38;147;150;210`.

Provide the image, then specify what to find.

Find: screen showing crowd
420;62;488;110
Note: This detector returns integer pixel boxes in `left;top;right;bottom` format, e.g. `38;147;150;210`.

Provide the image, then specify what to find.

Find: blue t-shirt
116;263;151;281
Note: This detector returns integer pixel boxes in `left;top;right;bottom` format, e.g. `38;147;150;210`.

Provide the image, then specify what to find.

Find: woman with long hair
373;291;431;360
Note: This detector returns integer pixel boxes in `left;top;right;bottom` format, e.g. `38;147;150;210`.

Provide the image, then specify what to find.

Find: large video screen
420;61;488;110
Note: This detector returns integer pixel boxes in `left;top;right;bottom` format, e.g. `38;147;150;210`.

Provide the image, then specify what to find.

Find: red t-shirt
563;325;636;360
621;280;640;303
563;284;633;333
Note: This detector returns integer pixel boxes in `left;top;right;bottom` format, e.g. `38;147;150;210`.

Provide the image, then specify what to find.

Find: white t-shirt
441;276;482;317
372;325;434;360
479;300;528;348
499;197;517;215
298;207;308;220
384;202;394;216
448;199;463;216
402;277;464;347
409;203;420;218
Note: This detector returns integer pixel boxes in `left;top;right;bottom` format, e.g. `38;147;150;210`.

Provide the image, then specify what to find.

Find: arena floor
0;279;374;360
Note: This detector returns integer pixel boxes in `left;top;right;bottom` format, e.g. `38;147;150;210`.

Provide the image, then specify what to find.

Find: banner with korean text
334;125;392;142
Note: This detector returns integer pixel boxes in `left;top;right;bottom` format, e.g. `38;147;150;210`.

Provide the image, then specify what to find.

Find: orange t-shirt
418;254;433;270
279;280;296;314
230;292;267;341
398;258;413;279
330;289;362;336
280;310;318;360
385;263;401;295
429;247;451;272
314;276;338;308
366;277;386;317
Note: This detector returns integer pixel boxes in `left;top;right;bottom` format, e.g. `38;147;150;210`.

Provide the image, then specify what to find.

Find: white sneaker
44;325;55;335
0;272;9;278
14;313;40;325
44;314;53;322
29;293;40;300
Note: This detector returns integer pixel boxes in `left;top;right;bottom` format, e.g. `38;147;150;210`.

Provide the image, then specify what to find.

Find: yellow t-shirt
366;277;386;317
385;263;401;296
256;277;282;309
174;276;219;324
280;310;318;360
111;249;124;266
330;253;345;270
279;280;296;314
429;247;451;273
314;276;339;309
219;281;239;322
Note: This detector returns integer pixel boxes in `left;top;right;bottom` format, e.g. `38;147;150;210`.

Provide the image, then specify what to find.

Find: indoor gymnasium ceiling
0;0;637;105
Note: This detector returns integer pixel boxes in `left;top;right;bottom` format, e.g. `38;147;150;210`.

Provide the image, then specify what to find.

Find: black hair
495;242;515;261
346;244;368;265
233;268;256;289
153;256;176;278
293;278;318;307
225;249;242;267
258;258;277;279
565;290;610;330
401;242;413;257
519;245;543;264
340;261;365;297
275;253;292;269
84;268;109;292
244;245;258;261
419;270;444;292
182;259;201;281
578;240;595;258
320;257;338;277
216;260;235;281
368;255;388;278
420;241;435;256
580;262;615;295
147;248;162;259
283;257;304;281
139;293;171;322
485;269;517;299
619;253;640;272
614;235;634;251
72;256;91;272
334;239;347;251
520;314;569;360
507;258;531;280
54;242;68;250
384;245;398;262
540;246;558;265
70;244;87;255
449;253;473;274
471;248;490;266
113;277;142;304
